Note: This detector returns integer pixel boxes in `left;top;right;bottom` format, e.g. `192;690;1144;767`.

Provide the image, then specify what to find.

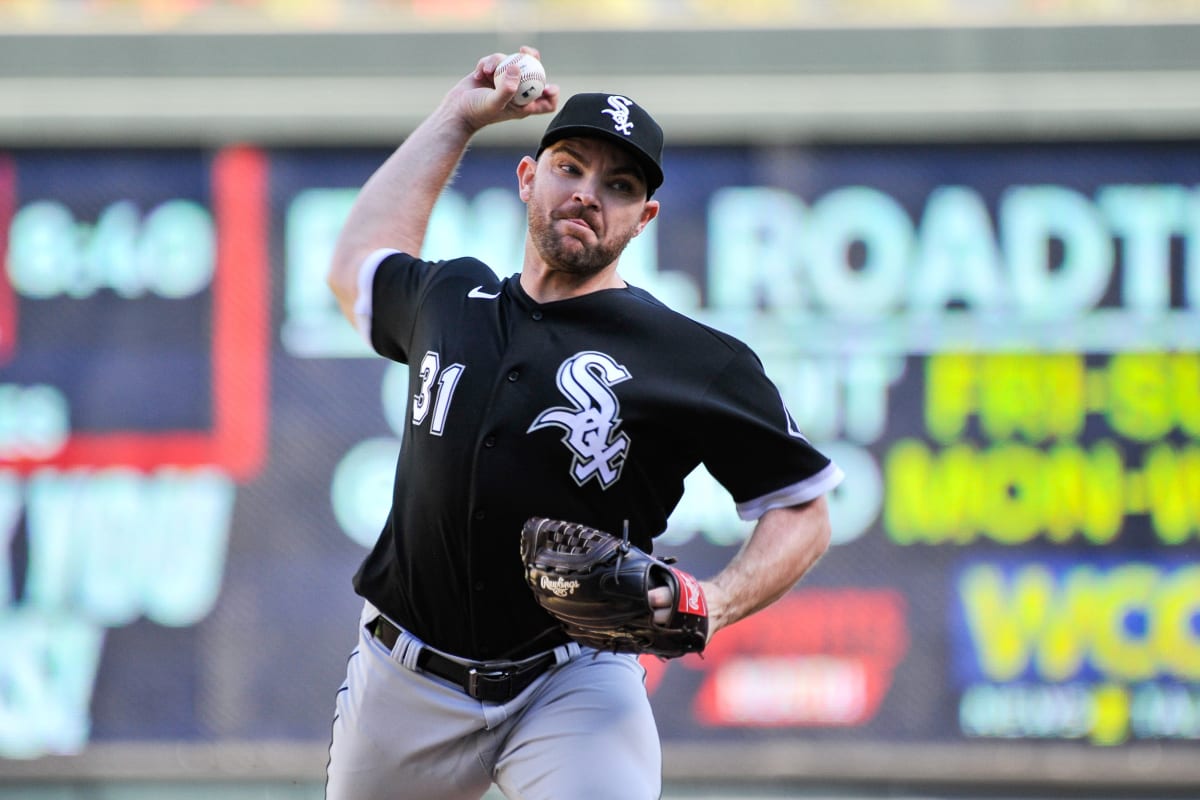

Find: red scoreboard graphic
0;147;269;481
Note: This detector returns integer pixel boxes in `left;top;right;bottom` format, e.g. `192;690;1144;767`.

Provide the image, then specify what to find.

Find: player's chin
550;248;610;278
555;223;598;248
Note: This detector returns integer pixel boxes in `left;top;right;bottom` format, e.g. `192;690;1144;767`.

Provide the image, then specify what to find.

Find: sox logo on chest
528;351;632;490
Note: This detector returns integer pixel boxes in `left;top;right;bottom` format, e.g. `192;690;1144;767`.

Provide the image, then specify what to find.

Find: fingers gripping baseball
460;47;556;127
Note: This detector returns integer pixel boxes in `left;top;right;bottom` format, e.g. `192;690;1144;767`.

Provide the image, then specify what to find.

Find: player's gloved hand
648;586;674;626
520;517;709;659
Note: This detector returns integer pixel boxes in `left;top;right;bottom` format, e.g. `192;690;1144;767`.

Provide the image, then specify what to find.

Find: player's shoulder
378;252;500;299
426;256;498;287
382;252;493;282
622;283;754;358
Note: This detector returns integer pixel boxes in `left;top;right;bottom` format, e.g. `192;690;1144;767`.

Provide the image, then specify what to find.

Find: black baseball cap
536;93;664;198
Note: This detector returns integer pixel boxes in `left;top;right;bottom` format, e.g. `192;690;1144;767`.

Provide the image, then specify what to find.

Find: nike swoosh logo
467;286;501;300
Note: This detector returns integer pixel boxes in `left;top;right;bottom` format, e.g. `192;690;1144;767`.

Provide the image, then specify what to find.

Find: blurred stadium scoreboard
0;140;1197;771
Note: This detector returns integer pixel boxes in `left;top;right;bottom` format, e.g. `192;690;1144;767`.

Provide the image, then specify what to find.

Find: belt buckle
466;667;514;703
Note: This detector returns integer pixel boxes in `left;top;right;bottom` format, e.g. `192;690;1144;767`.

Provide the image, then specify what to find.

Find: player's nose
571;178;602;208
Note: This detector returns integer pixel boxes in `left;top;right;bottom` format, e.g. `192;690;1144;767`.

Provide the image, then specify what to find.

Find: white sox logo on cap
601;96;635;135
536;92;665;196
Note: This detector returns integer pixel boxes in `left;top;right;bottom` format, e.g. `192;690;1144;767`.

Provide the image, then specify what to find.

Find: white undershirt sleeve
734;462;845;521
352;248;401;345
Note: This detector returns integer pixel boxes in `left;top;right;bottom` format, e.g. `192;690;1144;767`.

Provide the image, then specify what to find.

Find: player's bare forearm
326;108;473;323
326;47;559;326
702;497;832;637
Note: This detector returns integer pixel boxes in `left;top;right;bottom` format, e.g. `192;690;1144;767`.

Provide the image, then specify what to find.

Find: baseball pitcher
322;46;844;800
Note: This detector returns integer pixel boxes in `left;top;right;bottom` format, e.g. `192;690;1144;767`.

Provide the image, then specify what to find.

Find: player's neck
519;261;626;304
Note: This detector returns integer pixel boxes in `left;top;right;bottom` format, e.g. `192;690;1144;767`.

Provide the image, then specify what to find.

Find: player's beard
527;204;637;279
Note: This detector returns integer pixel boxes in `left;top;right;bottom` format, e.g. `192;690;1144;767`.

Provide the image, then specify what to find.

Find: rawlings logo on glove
520;517;709;658
540;575;580;597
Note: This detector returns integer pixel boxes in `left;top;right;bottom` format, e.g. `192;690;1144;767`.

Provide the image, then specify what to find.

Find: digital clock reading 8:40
6;198;215;300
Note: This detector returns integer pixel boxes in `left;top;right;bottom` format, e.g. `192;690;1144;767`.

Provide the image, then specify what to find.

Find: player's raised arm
326;47;559;327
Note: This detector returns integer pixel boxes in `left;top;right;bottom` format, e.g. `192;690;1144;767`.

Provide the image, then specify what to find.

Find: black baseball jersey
352;251;843;660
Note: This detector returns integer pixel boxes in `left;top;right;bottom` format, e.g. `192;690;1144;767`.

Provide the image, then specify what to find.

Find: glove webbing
542;521;611;555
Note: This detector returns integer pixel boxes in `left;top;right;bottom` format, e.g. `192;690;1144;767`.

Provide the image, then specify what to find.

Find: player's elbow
327;241;365;324
780;496;833;576
326;260;352;306
805;496;834;559
328;231;369;311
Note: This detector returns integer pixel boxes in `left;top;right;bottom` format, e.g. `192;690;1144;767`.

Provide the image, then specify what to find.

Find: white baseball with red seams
494;53;546;106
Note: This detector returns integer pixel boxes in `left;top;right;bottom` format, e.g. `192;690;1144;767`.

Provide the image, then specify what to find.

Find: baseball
494;53;546;106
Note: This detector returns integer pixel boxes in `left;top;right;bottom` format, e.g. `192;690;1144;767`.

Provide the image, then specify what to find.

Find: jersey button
507;370;520;382
531;310;543;321
483;435;496;448
473;509;486;520
474;581;486;592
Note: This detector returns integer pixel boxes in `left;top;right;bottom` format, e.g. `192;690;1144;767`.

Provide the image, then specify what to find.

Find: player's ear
634;199;660;235
516;155;537;202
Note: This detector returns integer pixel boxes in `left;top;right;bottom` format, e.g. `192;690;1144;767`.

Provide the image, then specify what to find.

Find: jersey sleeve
354;249;438;364
699;347;843;521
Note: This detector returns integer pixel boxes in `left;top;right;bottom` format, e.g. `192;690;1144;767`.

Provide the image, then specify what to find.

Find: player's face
520;138;659;278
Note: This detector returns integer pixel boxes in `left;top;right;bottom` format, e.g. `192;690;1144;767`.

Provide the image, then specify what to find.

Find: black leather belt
372;616;556;703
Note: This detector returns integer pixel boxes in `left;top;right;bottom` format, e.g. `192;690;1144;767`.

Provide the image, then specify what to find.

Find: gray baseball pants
325;602;662;800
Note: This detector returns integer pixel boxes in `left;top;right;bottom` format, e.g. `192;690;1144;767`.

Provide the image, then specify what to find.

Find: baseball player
323;46;843;800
